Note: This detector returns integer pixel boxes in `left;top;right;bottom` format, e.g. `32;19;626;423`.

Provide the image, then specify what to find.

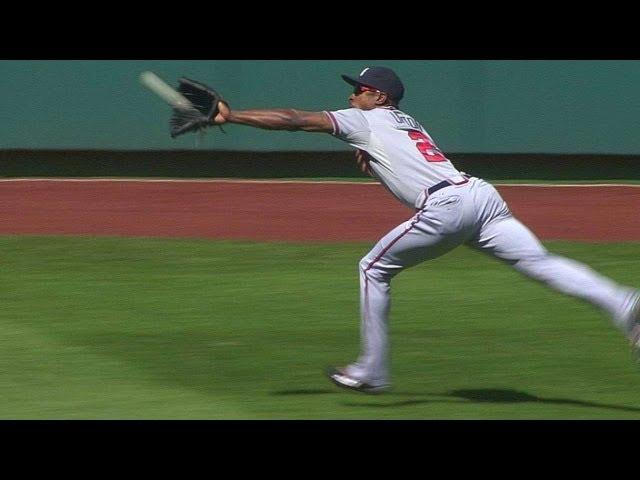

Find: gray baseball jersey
325;106;465;209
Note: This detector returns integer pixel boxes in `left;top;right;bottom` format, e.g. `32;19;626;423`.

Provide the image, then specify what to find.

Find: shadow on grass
272;389;338;396
334;388;640;413
448;389;640;413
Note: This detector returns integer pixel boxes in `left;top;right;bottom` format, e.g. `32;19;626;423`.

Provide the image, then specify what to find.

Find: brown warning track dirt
1;180;639;242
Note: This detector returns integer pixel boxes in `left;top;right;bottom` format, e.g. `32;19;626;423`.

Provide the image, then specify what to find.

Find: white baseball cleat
326;367;390;394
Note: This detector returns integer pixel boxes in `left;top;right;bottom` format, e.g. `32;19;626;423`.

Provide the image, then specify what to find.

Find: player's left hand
212;100;230;125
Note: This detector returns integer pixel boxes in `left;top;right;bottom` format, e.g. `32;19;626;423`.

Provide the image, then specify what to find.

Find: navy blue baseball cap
341;66;405;101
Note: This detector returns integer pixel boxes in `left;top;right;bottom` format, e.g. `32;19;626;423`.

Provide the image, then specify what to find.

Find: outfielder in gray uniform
211;66;640;393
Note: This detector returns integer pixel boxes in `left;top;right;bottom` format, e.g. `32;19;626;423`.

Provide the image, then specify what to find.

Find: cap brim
341;74;368;87
341;74;383;93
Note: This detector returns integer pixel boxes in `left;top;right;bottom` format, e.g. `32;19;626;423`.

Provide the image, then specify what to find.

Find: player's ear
375;91;389;105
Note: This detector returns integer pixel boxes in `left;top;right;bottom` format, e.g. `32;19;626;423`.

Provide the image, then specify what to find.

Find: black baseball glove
169;77;226;138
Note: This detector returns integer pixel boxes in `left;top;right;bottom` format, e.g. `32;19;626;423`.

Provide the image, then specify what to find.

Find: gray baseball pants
345;176;639;387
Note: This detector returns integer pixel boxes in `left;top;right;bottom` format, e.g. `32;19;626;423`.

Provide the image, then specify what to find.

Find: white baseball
139;71;192;109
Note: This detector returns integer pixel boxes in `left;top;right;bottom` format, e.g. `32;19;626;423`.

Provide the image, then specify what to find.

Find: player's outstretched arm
212;102;333;133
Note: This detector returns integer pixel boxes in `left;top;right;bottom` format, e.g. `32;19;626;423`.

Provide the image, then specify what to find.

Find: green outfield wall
2;60;640;154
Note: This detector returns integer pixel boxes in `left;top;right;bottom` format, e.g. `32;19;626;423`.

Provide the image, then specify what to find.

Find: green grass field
2;235;640;419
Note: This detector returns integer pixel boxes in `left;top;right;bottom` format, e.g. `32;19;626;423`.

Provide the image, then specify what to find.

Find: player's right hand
356;149;373;177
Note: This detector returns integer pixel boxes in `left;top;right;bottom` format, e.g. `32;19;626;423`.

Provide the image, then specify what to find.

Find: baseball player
210;66;640;393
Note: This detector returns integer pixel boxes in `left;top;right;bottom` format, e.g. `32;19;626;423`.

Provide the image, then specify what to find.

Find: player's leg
342;192;475;388
469;179;639;336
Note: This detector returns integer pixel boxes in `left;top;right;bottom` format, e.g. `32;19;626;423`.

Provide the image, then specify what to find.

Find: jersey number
408;130;447;163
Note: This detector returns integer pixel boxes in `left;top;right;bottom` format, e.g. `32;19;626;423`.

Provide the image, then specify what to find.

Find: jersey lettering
390;111;423;131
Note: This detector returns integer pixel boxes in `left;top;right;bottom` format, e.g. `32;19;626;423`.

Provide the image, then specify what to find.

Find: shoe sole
326;369;389;394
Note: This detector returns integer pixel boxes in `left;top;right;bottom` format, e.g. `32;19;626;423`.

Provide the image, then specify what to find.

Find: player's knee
360;257;394;282
512;251;554;275
508;246;550;267
359;257;371;273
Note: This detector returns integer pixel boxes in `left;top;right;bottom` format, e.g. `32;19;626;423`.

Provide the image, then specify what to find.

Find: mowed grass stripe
2;236;640;419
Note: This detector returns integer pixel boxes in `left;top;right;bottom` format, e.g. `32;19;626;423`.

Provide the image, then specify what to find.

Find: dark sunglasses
353;84;380;95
